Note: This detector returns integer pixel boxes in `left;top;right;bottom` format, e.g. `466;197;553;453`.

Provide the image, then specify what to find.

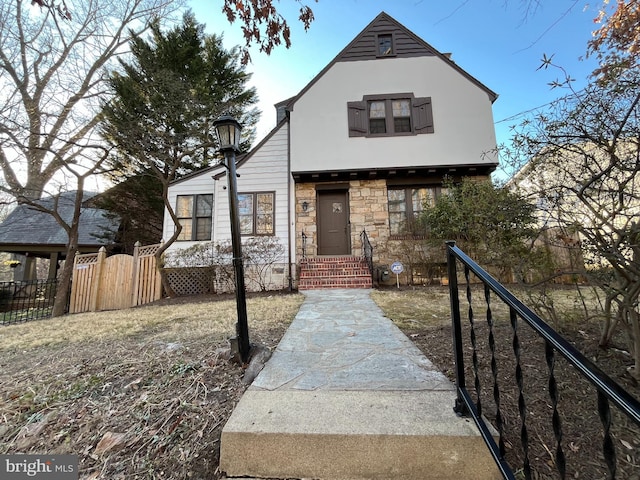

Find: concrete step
220;390;500;480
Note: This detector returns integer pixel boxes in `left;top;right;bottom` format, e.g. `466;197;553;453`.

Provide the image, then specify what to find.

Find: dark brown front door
317;190;350;255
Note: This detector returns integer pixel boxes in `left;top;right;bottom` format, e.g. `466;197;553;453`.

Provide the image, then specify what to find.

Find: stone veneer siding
295;179;389;263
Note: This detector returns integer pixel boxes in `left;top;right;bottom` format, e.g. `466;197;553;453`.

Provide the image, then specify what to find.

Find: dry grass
0;293;304;352
371;286;452;330
0;292;304;480
372;284;604;331
1;285;634;480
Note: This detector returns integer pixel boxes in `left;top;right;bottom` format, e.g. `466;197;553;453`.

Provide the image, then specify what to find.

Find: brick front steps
298;256;373;290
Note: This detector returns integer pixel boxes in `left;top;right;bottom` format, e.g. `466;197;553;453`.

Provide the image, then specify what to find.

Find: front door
317;190;350;255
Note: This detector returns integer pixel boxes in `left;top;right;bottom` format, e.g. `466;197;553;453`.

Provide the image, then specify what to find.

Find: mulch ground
401;310;640;480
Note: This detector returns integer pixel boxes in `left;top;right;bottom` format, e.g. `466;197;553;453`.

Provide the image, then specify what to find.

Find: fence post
131;241;141;308
447;241;469;416
90;247;107;312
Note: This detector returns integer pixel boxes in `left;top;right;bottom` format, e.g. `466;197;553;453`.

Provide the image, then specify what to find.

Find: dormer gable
281;12;497;113
337;12;437;61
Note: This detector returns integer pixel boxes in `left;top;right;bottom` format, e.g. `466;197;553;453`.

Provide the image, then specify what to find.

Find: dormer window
377;34;394;56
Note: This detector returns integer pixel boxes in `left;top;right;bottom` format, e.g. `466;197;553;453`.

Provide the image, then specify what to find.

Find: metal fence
0;279;58;325
446;241;640;479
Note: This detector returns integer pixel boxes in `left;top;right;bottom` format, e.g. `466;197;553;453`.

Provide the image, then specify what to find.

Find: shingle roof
0;191;118;247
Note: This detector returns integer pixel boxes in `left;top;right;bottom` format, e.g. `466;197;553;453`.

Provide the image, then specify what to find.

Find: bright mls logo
1;455;78;479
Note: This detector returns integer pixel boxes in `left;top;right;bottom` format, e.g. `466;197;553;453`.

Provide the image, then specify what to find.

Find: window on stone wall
176;194;213;241
238;192;275;235
387;186;446;235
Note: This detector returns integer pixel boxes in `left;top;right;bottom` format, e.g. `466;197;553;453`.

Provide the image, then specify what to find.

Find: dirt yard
0;292;304;479
1;286;638;479
372;286;640;480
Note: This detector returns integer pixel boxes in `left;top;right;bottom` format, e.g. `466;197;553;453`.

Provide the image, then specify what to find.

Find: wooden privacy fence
70;242;163;314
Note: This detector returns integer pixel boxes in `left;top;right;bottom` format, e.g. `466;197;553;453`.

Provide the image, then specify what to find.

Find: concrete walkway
220;289;499;480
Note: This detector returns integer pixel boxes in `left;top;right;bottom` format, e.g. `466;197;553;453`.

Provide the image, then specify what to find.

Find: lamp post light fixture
213;114;251;364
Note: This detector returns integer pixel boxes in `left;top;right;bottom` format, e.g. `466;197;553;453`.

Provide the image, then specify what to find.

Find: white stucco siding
290;56;497;173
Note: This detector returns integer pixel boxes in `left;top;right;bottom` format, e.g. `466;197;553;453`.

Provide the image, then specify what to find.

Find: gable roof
0;191;118;250
169;118;289;185
280;11;497;112
212;119;289;180
336;11;439;61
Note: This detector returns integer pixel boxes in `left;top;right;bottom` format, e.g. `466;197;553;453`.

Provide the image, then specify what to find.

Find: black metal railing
360;229;373;278
301;231;307;259
446;241;640;480
0;279;58;325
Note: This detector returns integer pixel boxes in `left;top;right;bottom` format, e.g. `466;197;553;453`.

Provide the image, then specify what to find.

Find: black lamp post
213;114;251;364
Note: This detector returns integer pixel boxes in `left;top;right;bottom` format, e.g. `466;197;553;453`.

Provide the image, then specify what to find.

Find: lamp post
213;115;251;364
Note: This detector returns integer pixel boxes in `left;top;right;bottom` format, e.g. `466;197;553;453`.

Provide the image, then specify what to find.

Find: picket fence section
70;242;162;314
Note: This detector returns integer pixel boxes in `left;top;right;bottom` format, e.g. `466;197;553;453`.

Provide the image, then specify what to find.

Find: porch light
213;114;250;364
213;115;242;152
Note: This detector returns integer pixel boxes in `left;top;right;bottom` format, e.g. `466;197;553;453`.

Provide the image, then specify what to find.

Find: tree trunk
153;179;183;298
51;186;84;317
155;247;176;298
52;243;77;317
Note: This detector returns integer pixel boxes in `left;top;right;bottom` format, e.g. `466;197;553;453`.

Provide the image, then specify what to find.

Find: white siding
290;56;497;173
214;123;290;244
163;123;290;261
163;169;220;250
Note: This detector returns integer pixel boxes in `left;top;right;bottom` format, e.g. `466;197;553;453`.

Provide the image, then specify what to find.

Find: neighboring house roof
278;11;497;115
0;191;118;255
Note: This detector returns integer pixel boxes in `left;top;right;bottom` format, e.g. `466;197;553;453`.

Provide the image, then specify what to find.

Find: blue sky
189;1;601;178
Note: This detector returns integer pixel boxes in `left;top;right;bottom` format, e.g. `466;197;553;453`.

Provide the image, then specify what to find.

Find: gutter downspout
286;112;293;291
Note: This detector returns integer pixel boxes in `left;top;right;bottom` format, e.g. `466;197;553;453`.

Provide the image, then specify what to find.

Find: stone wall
295;180;390;264
347;179;389;263
294;179;449;285
295;183;318;257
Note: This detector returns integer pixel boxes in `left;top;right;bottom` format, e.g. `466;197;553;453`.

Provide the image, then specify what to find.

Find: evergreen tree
101;12;259;277
102;11;258;176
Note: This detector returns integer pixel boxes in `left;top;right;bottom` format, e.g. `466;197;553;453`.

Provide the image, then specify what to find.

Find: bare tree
0;0;183;315
0;0;181;202
506;78;640;379
29;147;113;316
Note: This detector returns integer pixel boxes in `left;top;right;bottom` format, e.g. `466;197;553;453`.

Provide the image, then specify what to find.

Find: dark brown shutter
347;101;367;137
412;97;434;134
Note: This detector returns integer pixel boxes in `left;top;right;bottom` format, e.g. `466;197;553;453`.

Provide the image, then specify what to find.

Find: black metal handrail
301;231;307;259
0;279;58;325
360;229;373;278
446;241;640;480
